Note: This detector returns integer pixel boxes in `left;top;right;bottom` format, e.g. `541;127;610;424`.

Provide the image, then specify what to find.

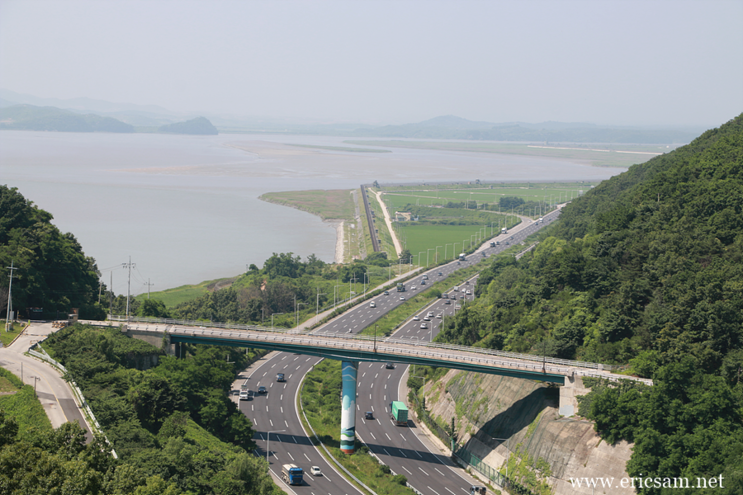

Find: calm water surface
0;131;619;293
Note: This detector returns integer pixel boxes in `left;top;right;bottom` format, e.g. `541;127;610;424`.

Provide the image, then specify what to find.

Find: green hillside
437;114;743;492
0;104;134;132
0;185;107;319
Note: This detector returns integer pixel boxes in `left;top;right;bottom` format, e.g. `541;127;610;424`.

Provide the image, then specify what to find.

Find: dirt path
372;190;403;256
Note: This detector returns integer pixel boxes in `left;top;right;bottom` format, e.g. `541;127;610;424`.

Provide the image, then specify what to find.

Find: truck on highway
397;282;405;292
282;464;304;485
501;227;508;234
459;253;466;261
489;241;496;247
390;401;409;426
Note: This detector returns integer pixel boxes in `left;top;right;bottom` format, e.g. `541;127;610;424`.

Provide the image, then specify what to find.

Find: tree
137;299;170;318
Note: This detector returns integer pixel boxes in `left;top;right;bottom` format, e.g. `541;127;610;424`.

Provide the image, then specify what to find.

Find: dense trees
437;114;743;493
12;323;282;494
0;185;106;320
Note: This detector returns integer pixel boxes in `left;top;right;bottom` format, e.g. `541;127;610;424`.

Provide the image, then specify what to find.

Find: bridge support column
340;360;358;454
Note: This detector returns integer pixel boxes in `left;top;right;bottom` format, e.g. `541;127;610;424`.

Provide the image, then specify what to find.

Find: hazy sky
1;0;741;126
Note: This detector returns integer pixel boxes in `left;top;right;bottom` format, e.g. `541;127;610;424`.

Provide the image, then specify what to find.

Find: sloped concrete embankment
421;371;635;494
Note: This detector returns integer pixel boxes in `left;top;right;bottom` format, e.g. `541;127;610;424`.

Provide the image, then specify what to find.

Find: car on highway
384;290;389;295
427;311;434;317
436;314;442;319
385;362;395;369
411;285;417;290
453;287;459;291
466;290;472;295
370;301;376;308
420;322;428;329
421;280;426;285
277;373;285;382
444;299;451;305
257;386;267;394
423;316;431;321
365;411;374;420
400;296;405;301
239;390;250;401
438;272;443;276
311;466;322;476
413;315;420;321
422;275;428;280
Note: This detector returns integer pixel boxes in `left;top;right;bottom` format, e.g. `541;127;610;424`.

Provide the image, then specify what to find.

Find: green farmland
395;222;515;266
378;182;595;214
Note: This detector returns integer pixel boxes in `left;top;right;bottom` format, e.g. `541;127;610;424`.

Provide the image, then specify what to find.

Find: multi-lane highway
241;209;561;494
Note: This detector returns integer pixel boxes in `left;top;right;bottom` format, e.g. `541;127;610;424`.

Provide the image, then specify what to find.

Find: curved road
241;209;561;494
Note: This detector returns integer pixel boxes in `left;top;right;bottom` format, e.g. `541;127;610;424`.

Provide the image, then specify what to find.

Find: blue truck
282;464;303;485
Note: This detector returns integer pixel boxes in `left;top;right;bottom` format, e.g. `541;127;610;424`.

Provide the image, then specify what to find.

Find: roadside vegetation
300;359;415;495
6;323;281;494
435;114;743;491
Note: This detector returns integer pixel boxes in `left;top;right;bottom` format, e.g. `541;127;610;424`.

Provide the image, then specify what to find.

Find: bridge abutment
558;374;590;417
340;360;359;454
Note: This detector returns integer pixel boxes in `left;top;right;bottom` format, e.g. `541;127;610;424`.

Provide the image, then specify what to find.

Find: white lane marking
371;383;374;388
445;488;456;495
385;433;391;440
374;373;378;378
266;406;269;412
370;394;372;400
262;372;267;376
383;448;390;456
428;487;440;495
377;419;381;425
288;452;294;460
399;449;407;458
402;466;412;474
269;419;273;426
371;405;374;411
400;433;406;441
304;453;312;461
253;418;257;425
416;450;423;458
370;431;376;440
435;467;446;476
251;405;254;411
285;420;289;427
293;436;298;443
281;407;283;414
357;404;359;411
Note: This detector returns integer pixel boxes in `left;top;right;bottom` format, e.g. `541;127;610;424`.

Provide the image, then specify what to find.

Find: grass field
378;182;595;213
1;321;25;347
395;222;518;265
0;368;53;441
135;277;236;307
344;140;661;168
260;189;356;221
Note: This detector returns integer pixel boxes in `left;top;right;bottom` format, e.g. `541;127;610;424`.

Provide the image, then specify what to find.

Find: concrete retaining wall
421;370;635;494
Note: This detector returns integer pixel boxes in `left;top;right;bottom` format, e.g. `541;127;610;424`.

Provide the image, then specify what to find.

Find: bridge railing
113;316;634;374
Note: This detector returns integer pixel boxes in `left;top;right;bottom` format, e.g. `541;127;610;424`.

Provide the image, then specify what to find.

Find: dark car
365;411;374;420
257;386;267;394
277;373;285;382
385;363;395;369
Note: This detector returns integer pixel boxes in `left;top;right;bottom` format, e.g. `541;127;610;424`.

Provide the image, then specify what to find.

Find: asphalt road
240;209;561;494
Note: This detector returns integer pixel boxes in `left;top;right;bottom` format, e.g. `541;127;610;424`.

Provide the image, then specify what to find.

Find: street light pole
271;313;284;331
418;251;424;268
435;246;442;264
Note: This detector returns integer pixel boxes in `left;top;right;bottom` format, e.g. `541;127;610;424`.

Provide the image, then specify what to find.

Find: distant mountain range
0;89;706;143
0;103;218;135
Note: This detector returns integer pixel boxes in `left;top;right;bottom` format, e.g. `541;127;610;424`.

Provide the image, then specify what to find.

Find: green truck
390;401;408;426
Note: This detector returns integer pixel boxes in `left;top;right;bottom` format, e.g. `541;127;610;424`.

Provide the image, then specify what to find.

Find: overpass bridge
96;317;652;452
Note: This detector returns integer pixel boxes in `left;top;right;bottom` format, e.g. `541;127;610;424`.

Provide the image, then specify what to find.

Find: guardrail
28;344;118;459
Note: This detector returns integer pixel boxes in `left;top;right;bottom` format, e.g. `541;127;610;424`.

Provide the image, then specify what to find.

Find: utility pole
144;278;154;299
109;272;113;319
123;257;135;321
5;260;17;332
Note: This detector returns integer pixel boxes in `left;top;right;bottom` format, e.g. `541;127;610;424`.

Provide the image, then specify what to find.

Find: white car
436;314;442;319
400;296;405;301
423;316;431;321
466;290;472;295
420;322;428;329
411;285;417;290
370;301;376;308
239;390;250;401
413;315;420;321
427;311;434;317
311;466;322;476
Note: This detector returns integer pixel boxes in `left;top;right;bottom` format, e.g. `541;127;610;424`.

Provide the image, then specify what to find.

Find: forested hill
0;185;106;319
437;114;743;492
0;104;134;132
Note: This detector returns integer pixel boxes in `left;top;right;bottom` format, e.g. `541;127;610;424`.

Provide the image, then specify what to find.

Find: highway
240;210;561;494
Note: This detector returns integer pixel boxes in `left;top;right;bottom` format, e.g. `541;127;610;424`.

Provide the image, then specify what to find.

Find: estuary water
1;131;620;293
